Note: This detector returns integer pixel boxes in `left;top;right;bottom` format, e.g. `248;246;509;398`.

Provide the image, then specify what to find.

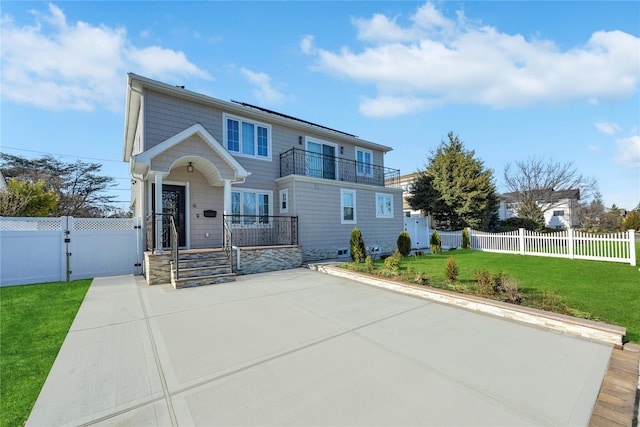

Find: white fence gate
0;216;143;286
403;216;430;249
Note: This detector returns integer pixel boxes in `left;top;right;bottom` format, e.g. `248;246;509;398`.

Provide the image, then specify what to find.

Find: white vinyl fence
0;216;143;286
430;227;636;266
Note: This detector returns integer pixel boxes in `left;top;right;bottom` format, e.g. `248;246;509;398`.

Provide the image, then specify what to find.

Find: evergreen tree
407;132;498;230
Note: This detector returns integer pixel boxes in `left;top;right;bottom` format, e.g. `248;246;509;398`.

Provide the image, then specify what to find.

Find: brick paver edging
308;264;626;348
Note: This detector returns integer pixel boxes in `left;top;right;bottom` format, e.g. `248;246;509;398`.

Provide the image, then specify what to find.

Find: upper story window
224;114;271;160
356;147;372;177
553;210;565;217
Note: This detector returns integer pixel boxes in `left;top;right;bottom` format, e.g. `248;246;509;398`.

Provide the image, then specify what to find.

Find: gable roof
124;73;393;162
500;188;580;202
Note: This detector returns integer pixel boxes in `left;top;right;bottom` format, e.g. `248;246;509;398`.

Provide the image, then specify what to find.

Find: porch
144;214;301;288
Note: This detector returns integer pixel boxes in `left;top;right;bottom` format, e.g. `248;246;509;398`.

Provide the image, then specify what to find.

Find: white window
553;210;565;217
279;189;289;214
230;189;272;226
223;114;271;160
376;193;393;218
355;147;372;177
341;189;356;224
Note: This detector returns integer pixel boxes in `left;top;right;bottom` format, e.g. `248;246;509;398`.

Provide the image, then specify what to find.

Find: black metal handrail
146;213;179;252
280;148;400;187
168;215;179;279
222;215;233;272
223;215;298;247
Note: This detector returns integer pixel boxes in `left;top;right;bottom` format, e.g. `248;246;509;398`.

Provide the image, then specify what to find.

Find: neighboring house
498;189;581;229
124;73;403;266
390;172;430;249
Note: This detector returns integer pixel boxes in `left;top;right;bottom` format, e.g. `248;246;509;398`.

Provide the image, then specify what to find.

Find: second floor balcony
280;148;400;188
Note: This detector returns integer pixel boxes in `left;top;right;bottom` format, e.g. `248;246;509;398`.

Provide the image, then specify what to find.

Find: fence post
519;228;525;255
567;228;574;260
629;229;636;266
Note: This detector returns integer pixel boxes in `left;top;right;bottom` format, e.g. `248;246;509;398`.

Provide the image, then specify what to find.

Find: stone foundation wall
144;252;172;285
234;246;302;275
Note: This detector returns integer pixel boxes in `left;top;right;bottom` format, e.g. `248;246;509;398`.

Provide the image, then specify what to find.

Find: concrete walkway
27;268;613;426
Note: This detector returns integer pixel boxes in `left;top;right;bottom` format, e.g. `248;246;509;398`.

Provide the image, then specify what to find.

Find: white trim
279;188;289;214
223;113;272;161
132;123;249;181
275;174;403;193
375;192;394;218
355;147;373;178
230;188;274;228
340;188;357;225
305;136;339;180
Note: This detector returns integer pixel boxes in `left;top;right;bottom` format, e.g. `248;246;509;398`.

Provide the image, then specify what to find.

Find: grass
0;279;91;427
346;243;640;343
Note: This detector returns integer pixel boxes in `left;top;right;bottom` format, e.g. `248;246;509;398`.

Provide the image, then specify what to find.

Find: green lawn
0;279;91;427
350;244;640;343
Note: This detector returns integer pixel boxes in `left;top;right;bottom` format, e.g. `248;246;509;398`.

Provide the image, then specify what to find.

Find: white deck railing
430;227;636;266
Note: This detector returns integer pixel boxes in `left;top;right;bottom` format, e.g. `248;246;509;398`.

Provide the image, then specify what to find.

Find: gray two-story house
123;73;402;286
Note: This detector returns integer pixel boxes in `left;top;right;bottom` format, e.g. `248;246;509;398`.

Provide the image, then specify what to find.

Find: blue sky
1;1;639;211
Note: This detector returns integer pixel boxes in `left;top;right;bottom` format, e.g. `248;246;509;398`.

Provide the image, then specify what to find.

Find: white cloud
300;35;315;54
0;3;210;111
615;135;640;167
240;67;288;105
303;1;640;117
359;95;431;118
595;121;622;135
588;144;601;153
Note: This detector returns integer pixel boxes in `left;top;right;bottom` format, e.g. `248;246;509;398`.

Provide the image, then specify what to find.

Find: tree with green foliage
407;132;498;231
397;231;411;256
349;227;366;262
0;153;117;217
461;228;471;249
430;230;441;254
0;178;58;217
623;210;640;231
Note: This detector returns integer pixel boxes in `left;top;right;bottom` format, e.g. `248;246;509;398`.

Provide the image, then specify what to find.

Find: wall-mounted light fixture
340;146;344;155
298;136;303;145
187;162;194;173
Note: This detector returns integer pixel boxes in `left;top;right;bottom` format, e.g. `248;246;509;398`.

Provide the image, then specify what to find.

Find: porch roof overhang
130;123;249;185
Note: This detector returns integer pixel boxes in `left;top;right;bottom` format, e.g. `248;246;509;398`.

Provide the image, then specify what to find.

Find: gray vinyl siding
291;179;403;255
165;166;225;249
143;90;391;185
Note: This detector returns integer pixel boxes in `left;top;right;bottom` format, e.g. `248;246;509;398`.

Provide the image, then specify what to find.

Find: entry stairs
170;249;235;289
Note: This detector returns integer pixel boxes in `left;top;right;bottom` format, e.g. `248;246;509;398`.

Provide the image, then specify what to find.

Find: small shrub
350;227;366;263
383;250;402;271
406;263;413;275
364;256;374;274
414;273;429;286
445;255;458;283
430;231;441;254
474;269;507;296
397;231;411;256
501;277;521;304
474;269;494;295
461;228;471;249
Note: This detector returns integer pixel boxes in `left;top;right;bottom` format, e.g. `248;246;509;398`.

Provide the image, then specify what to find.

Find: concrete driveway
27;268;612;426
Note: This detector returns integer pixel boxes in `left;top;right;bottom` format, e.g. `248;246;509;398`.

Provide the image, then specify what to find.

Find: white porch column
154;173;164;254
223;179;232;216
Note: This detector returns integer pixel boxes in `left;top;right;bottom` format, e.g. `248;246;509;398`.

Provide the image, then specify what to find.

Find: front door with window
152;184;186;247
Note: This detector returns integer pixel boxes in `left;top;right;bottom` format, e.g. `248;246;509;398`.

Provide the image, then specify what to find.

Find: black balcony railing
280;148;400;187
223;215;298;247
